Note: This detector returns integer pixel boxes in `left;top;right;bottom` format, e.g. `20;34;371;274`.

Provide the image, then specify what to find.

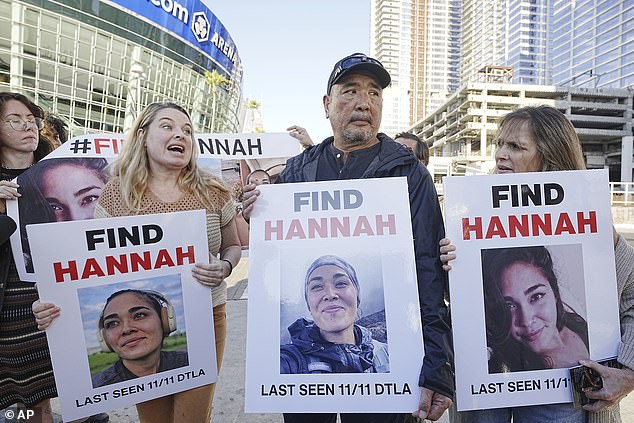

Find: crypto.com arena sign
105;0;241;74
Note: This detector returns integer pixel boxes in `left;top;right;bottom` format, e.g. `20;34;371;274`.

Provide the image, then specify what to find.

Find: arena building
0;0;243;135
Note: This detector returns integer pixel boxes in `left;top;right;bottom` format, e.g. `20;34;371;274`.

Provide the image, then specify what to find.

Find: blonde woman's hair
497;106;586;172
114;102;227;212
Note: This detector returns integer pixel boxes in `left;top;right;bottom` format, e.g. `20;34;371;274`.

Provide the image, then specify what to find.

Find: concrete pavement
211;274;283;423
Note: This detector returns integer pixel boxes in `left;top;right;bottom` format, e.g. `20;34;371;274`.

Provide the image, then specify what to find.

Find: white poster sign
196;132;300;159
8;132;298;281
443;170;619;411
45;132;299;159
28;210;215;421
245;178;424;413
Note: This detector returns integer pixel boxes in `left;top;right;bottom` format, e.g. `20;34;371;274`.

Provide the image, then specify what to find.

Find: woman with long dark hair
482;246;589;373
18;157;109;273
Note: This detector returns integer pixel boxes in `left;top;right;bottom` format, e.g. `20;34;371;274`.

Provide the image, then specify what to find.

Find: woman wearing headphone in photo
92;289;187;388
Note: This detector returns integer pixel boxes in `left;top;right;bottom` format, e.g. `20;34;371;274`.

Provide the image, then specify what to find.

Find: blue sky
204;0;371;141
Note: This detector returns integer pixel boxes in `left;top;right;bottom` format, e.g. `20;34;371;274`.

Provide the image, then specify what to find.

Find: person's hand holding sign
241;182;260;222
32;300;60;331
191;254;234;288
414;387;453;420
580;359;634;412
0;180;20;200
439;238;456;272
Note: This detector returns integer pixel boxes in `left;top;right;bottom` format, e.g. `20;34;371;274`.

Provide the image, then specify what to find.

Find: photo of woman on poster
280;255;390;374
482;245;589;373
18;157;109;272
92;289;188;388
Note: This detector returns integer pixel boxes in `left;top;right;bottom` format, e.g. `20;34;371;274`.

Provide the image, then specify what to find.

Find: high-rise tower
410;0;461;122
505;0;551;84
460;0;505;84
371;0;460;133
461;0;552;85
371;0;413;136
552;0;634;89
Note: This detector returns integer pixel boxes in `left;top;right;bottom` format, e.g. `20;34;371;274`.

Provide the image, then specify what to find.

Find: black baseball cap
326;53;391;95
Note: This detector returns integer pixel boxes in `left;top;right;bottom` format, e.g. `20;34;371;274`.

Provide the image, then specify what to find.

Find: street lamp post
130;63;146;119
123;63;147;134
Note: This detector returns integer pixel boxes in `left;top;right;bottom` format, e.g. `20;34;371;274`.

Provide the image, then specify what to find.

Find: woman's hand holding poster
27;210;215;421
245;177;424;413
443;169;619;411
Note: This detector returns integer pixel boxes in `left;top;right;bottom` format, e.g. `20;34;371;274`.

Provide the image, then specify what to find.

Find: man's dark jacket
280;133;454;400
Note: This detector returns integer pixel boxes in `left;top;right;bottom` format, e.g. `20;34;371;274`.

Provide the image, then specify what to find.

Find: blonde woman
35;102;241;422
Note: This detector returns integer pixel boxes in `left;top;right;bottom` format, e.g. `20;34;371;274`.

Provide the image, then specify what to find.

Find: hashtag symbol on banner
70;138;91;154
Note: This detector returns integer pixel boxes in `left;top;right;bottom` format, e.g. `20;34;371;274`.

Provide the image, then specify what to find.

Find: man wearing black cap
243;52;453;422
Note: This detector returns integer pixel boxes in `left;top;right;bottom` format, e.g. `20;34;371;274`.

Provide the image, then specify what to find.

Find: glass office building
0;0;243;135
552;0;634;89
371;0;414;136
506;0;550;85
370;0;461;133
460;0;505;84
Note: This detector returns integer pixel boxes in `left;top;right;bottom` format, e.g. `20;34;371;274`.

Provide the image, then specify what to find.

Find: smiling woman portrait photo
482;244;589;374
280;255;389;374
91;288;188;388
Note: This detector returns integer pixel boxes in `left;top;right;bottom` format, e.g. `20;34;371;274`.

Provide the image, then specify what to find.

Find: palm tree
205;69;229;131
246;99;261;132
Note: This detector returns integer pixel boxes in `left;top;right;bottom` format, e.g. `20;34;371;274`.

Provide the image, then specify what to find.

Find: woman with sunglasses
0;92;56;422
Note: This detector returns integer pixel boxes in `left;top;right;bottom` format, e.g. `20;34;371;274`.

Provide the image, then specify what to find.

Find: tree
205;69;229;131
246;99;261;132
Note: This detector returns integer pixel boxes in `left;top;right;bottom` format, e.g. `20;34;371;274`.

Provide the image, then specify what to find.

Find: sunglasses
331;54;385;82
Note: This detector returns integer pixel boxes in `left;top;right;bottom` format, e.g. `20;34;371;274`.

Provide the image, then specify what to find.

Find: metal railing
610;182;634;206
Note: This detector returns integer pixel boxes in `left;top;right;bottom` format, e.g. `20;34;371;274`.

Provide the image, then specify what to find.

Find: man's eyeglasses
2;117;44;131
